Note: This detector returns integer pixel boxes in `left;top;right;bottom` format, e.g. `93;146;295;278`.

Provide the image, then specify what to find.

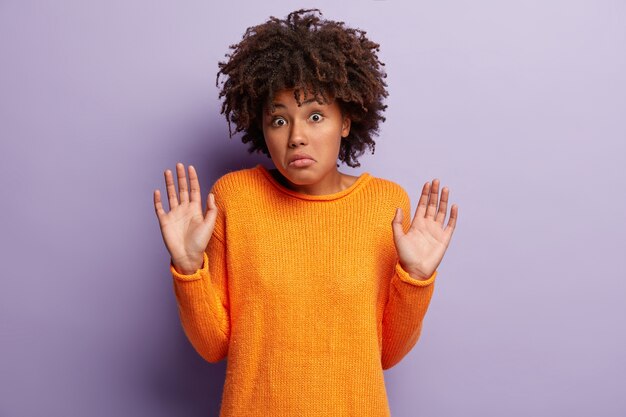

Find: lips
288;153;315;164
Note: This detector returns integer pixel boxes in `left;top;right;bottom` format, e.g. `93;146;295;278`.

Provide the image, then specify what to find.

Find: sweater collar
255;164;372;201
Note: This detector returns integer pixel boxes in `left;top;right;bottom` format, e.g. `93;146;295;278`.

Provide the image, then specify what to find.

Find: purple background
1;1;625;416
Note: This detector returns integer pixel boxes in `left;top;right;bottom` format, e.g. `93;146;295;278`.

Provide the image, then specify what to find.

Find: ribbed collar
255;164;372;201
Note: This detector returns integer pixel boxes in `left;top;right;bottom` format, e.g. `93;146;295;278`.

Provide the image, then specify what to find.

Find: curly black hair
215;8;388;168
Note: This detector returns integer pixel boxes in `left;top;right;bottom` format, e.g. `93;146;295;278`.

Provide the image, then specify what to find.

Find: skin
391;179;458;280
154;163;217;274
153;90;459;278
262;88;356;196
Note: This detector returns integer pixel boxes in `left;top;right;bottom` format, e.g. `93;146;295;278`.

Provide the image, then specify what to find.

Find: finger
444;204;458;237
414;182;430;220
176;163;189;204
425;179;440;219
154;189;166;220
391;207;405;238
164;168;179;210
188;165;201;203
435;186;449;226
205;192;218;223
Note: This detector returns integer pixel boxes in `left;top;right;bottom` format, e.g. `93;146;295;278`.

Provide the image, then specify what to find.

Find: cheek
261;127;275;146
262;132;284;158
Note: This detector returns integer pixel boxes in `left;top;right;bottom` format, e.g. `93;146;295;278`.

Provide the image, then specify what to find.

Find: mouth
288;158;316;168
288;153;316;168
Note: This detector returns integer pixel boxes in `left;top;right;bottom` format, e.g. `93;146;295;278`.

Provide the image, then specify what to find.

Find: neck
271;168;348;196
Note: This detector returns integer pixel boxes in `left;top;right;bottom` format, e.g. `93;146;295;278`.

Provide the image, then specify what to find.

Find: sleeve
169;184;230;363
381;188;437;370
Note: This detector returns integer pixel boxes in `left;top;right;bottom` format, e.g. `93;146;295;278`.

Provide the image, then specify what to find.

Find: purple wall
1;1;625;416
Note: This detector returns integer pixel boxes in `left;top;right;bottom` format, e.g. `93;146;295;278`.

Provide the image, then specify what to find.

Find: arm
170;186;230;363
381;190;436;370
381;178;457;369
154;164;231;363
381;261;436;370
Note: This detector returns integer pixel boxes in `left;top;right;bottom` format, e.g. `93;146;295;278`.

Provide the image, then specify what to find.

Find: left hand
391;179;458;280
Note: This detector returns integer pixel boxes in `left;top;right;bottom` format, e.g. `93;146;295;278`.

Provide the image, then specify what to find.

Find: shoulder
367;174;410;202
210;166;262;196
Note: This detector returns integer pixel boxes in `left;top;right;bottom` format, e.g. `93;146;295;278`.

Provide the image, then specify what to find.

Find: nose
288;119;308;148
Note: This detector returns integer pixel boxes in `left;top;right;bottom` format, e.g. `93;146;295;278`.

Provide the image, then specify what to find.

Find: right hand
154;163;218;275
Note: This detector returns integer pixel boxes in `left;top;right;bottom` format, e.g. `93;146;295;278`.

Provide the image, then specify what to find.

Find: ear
341;116;351;138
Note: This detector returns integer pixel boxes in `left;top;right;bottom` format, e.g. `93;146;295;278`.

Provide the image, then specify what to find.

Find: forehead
267;88;335;111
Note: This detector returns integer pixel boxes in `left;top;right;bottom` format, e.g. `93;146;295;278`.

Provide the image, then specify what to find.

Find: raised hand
154;163;218;275
391;179;458;280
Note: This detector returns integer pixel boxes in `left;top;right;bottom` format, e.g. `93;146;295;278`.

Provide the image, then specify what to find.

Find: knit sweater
170;164;437;417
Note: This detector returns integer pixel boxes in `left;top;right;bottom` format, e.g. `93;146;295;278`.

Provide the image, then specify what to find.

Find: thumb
204;192;218;225
391;207;405;238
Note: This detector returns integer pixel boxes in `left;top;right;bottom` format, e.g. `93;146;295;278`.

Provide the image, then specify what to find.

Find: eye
309;112;324;122
271;117;286;127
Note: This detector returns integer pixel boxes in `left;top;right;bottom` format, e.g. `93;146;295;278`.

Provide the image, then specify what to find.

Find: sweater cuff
170;252;208;282
394;261;437;287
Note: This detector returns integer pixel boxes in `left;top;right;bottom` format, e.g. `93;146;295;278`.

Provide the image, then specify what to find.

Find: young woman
154;8;458;416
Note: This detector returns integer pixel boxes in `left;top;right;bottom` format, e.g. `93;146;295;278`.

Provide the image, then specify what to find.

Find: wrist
407;270;431;281
399;261;431;281
171;253;204;275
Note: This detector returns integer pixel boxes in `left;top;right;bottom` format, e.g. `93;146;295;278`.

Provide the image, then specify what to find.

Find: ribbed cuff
170;252;208;281
394;261;437;286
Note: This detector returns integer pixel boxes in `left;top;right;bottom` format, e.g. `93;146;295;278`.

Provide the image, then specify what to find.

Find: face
261;88;351;192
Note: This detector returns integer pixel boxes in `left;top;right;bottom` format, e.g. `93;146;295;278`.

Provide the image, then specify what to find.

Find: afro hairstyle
215;8;389;168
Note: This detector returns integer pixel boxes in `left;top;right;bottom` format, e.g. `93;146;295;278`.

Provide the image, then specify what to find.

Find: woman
154;8;458;416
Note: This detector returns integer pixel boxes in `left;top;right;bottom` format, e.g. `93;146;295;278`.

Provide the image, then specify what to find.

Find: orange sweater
170;164;437;416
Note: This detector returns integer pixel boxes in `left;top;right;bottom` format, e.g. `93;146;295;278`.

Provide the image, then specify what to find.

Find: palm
154;163;218;271
160;200;211;260
392;179;458;280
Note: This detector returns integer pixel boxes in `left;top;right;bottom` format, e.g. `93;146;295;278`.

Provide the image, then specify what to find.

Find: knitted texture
170;164;437;417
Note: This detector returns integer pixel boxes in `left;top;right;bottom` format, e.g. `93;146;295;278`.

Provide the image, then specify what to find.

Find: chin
283;169;315;182
282;166;321;183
